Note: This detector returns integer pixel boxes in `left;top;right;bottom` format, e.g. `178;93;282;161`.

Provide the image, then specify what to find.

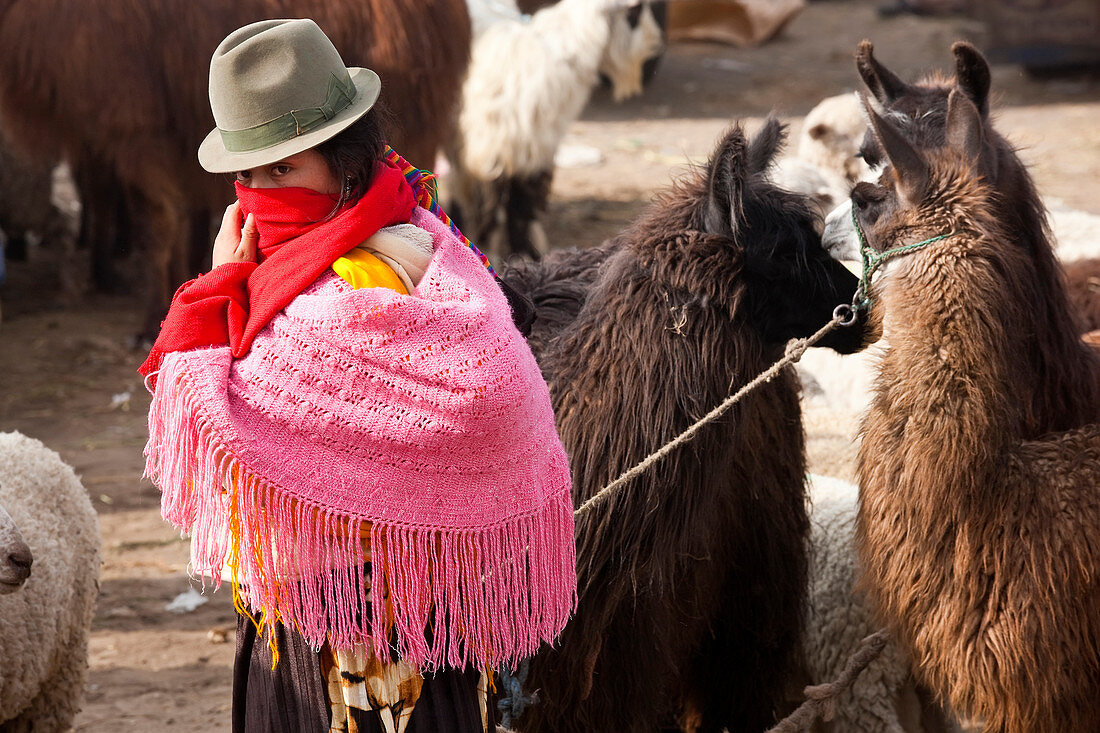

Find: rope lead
574;309;849;519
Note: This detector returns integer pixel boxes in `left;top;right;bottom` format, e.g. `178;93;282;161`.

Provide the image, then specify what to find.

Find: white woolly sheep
803;474;964;733
0;431;100;730
450;0;664;261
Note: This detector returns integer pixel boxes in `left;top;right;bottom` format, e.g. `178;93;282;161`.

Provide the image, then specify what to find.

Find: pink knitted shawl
145;207;576;670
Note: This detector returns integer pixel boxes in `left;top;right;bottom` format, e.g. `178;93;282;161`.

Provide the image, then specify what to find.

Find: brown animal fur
504;121;872;732
1063;257;1100;334
0;0;470;334
854;87;1100;733
0;144;77;283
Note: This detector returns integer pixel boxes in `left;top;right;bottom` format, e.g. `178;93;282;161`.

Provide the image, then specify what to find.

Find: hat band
218;73;357;155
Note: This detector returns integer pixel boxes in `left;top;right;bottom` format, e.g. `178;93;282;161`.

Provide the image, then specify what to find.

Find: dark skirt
232;614;491;733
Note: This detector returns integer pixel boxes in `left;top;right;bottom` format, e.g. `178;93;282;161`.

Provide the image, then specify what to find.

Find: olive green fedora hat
198;18;381;173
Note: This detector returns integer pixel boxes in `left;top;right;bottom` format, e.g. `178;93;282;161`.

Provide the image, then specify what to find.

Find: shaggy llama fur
0;432;101;730
0;0;471;336
852;80;1100;731
502;119;872;732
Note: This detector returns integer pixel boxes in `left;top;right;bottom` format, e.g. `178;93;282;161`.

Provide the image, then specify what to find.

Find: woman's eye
272;165;291;176
235;170;251;182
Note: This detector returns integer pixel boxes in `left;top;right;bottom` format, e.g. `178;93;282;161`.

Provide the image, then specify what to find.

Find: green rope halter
845;206;953;317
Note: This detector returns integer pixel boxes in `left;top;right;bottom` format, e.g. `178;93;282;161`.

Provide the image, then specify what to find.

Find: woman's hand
212;201;258;268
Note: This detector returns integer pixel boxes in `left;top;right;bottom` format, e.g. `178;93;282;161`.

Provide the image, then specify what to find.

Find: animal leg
74;158;132;295
128;177;190;342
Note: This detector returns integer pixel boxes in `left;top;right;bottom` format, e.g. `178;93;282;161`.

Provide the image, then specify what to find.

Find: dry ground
0;1;1097;729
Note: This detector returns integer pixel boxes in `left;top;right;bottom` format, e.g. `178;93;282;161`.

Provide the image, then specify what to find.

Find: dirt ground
0;1;1097;729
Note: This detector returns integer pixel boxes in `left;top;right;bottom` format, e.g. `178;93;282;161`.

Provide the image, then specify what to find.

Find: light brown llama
851;90;1100;732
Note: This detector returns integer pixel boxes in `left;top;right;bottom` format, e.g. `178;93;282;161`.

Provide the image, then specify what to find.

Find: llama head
599;2;664;102
825;40;1001;261
0;500;33;593
854;40;999;182
701;119;871;354
849;90;988;281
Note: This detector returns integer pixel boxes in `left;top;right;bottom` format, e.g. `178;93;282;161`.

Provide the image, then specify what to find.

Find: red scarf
139;161;416;383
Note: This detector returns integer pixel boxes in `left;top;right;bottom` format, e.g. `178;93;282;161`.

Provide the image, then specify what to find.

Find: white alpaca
0;432;101;730
452;0;663;260
797;92;874;186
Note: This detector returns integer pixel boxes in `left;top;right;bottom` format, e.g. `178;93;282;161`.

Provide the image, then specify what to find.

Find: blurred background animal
0;0;472;338
449;0;664;262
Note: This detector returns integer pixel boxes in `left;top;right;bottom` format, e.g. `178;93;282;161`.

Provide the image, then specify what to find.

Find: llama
449;0;664;262
0;0;471;336
771;92;876;227
849;89;1100;732
797;92;874;187
500;119;873;732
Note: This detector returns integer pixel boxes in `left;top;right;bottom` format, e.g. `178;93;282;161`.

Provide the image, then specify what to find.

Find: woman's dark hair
316;99;394;206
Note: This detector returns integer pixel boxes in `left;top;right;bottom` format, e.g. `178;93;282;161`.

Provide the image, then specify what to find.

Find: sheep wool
144;204;576;672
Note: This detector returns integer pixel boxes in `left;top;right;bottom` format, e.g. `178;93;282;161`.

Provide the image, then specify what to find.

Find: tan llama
851;90;1100;733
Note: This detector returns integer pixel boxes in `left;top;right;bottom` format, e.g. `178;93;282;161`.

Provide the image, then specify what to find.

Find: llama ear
704;127;748;237
945;89;984;161
952;41;991;118
856;40;912;105
746;117;786;175
862;96;928;204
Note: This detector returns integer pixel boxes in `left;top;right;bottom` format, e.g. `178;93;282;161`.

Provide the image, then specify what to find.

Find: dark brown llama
0;0;470;335
501;120;874;732
851;90;1100;732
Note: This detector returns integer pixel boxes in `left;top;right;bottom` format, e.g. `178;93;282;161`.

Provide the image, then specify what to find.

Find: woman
140;19;575;732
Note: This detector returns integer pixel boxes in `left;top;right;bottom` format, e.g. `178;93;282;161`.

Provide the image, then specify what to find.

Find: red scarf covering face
139;161;416;382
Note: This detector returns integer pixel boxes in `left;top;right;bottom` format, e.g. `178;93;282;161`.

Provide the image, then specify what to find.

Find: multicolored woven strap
384;145;495;275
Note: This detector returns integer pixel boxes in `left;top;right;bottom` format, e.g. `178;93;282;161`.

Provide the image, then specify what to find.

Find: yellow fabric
331;249;409;294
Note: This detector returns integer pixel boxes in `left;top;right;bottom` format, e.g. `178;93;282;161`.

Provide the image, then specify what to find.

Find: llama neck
868;234;1037;500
